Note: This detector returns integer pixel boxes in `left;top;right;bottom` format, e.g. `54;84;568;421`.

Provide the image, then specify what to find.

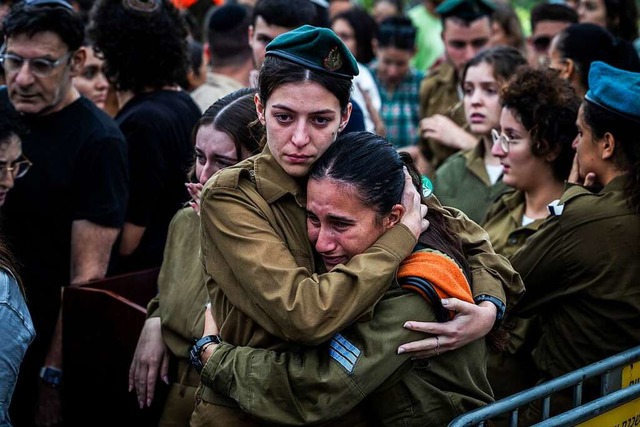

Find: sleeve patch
329;333;361;374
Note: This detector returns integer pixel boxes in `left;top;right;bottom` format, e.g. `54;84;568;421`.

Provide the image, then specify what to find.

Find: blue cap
585;61;640;123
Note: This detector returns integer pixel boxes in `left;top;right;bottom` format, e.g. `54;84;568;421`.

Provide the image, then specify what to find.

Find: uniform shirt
435;140;511;224
0;269;35;426
482;190;545;260
146;207;205;372
419;62;467;168
511;175;640;380
369;62;424;148
190;71;244;113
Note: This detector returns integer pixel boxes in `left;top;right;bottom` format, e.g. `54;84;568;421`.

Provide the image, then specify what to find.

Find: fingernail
206;302;211;309
441;299;449;306
397;347;405;354
403;322;411;328
163;376;169;384
147;399;152;407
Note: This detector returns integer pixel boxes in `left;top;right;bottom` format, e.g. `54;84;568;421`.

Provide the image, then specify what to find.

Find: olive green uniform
146;207;207;425
193;146;520;426
434;141;510;224
480;190;544;402
510;175;640;419
419;62;467;168
200;258;493;426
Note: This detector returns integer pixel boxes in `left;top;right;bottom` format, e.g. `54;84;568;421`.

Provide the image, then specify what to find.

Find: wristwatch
39;366;63;388
189;335;221;373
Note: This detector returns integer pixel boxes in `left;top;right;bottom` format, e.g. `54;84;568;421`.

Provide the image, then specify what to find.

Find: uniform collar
601;173;629;193
252;145;307;207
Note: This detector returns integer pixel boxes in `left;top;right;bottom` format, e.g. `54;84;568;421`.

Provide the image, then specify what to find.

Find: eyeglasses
0;157;32;180
491;129;512;153
0;52;72;77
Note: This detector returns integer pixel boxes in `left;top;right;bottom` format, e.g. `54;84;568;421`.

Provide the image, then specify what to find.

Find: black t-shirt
0;89;129;347
110;89;200;274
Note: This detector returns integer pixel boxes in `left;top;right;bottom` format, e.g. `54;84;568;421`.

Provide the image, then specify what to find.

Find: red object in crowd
171;0;224;9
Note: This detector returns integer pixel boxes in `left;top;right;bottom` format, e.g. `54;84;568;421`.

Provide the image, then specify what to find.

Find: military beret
436;0;495;21
585;61;640;123
266;25;359;80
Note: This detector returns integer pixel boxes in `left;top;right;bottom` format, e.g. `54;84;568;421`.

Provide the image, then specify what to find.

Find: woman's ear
338;102;353;132
384;204;406;230
601;132;616;160
255;93;266;125
559;58;575;81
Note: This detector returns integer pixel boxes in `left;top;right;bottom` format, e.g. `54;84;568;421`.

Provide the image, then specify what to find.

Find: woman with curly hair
483;67;581;403
89;0;202;274
509;60;640;423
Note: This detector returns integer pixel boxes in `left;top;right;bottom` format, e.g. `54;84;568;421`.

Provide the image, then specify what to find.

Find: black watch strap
189;335;221;373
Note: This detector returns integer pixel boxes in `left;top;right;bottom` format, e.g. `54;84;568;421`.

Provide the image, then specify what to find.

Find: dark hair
501;67;580;181
492;2;525;51
377;15;416;50
251;0;318;29
89;0;189;93
189;88;264;180
603;0;639;42
0;102;25;144
583;101;640;212
2;1;84;51
206;4;252;67
0;237;24;298
554;23;640;93
530;3;578;32
462;46;527;86
331;7;378;64
309;131;471;282
258;56;352;112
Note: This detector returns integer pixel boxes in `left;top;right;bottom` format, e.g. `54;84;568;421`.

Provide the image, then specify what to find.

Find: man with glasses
527;2;578;68
0;1;128;425
418;0;495;172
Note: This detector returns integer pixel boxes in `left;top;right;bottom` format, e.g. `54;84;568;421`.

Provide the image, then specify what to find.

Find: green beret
265;25;359;80
586;61;640;123
436;0;495;21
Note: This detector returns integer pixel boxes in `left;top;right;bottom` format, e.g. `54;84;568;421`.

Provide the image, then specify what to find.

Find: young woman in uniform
127;88;263;425
192;25;520;426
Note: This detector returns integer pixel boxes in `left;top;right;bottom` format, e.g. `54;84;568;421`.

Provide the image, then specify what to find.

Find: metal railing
449;345;640;427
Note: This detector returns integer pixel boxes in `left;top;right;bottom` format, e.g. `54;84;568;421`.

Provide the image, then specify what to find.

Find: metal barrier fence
449;345;640;427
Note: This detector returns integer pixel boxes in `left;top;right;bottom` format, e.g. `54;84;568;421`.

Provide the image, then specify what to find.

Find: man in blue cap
0;0;128;425
418;0;495;170
510;61;640;422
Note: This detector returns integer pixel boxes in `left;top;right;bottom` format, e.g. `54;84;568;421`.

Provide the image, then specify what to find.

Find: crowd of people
0;0;639;426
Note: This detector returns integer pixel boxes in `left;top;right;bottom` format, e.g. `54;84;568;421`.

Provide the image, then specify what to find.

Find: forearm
70;220;119;283
200;291;428;424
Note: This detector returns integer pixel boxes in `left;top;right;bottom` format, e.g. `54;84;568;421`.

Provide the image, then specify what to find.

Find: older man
0;0;128;424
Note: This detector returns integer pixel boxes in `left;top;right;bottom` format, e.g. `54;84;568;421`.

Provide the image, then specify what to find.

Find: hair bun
122;0;161;14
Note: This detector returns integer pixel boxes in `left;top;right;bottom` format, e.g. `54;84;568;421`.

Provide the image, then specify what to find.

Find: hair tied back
122;0;161;14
